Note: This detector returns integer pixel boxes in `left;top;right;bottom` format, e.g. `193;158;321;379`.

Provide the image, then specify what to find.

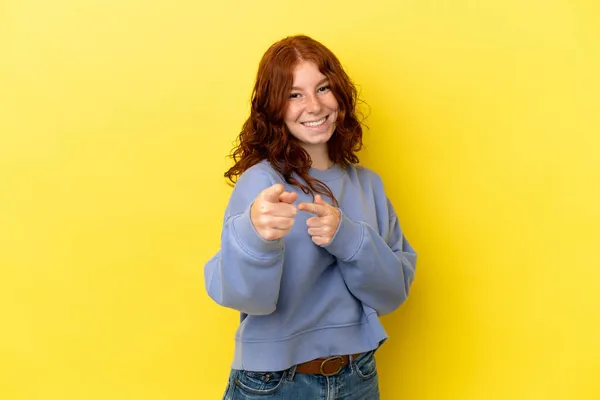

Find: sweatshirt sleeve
323;199;417;316
203;169;285;316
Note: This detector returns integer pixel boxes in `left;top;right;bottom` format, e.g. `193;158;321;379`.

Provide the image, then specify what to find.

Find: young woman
204;34;417;400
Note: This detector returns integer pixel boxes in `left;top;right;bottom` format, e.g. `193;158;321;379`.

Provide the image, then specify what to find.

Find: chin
307;132;334;144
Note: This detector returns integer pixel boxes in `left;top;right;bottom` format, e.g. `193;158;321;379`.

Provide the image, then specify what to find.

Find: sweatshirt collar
308;163;345;182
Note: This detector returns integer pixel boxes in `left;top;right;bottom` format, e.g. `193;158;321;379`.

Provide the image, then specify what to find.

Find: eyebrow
291;78;330;91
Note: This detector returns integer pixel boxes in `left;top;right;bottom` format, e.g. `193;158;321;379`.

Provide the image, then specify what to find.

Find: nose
305;94;322;114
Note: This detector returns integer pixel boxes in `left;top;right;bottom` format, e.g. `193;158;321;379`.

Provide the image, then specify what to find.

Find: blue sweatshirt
204;160;417;372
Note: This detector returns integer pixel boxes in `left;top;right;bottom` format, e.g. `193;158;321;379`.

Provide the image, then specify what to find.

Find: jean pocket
234;370;286;395
354;351;378;380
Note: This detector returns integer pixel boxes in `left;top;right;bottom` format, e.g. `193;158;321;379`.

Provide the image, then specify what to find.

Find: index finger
298;202;327;217
261;184;284;203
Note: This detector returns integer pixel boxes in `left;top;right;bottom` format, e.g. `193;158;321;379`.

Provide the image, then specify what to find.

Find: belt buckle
319;356;345;376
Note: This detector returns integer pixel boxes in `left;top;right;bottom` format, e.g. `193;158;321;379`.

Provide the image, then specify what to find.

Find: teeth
302;117;326;127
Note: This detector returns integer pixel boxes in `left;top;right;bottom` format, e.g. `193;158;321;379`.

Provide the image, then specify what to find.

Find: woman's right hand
250;184;298;241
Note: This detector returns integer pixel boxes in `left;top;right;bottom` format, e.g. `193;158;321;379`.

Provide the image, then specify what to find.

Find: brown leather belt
295;354;362;376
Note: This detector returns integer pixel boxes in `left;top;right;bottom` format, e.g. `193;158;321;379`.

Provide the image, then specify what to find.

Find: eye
289;93;301;99
317;85;331;93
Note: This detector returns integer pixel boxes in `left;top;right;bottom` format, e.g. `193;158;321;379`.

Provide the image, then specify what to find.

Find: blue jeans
222;350;380;400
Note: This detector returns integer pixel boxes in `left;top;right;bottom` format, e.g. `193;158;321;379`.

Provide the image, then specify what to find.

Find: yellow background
1;0;599;399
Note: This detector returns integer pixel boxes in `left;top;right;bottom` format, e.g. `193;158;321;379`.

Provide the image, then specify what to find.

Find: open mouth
301;116;328;128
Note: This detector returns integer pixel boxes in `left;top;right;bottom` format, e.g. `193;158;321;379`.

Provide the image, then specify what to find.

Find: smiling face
284;61;339;153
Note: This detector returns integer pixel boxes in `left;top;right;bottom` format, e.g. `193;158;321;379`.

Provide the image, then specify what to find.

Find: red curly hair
225;35;364;206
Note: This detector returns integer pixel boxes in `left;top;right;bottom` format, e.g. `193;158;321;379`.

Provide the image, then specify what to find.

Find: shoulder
226;161;284;214
236;160;284;187
345;164;385;190
345;164;395;218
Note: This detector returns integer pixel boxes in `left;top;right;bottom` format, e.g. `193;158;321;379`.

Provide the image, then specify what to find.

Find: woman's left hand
298;195;341;246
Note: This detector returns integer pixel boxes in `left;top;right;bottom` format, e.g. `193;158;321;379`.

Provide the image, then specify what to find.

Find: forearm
325;212;417;315
204;208;285;315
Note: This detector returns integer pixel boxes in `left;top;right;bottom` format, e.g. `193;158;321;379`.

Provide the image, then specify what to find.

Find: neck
303;144;333;170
